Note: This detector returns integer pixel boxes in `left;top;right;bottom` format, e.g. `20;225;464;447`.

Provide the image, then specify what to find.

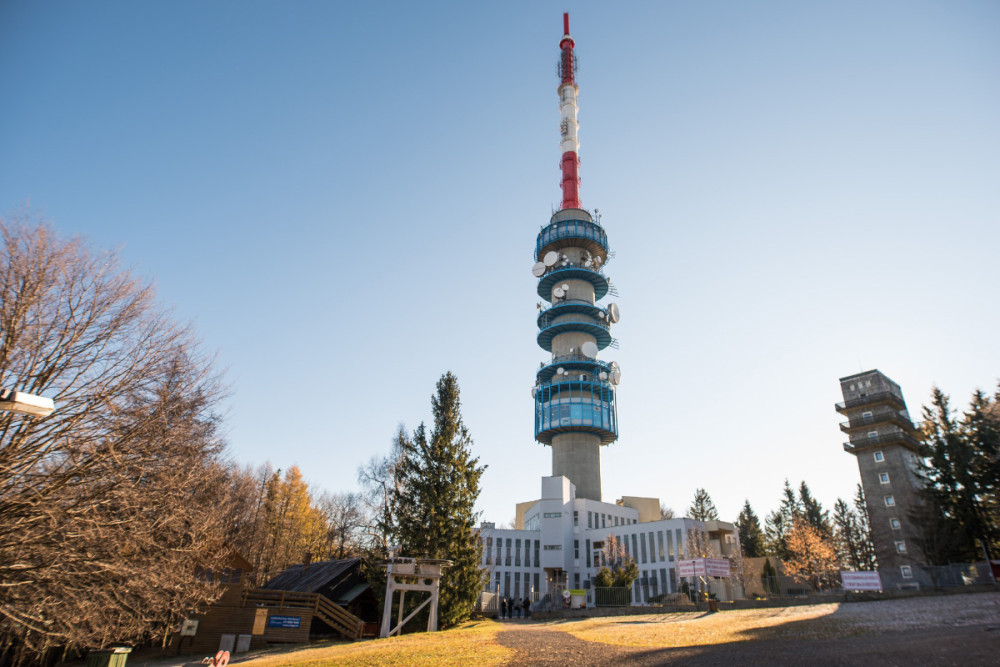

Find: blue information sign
267;615;302;629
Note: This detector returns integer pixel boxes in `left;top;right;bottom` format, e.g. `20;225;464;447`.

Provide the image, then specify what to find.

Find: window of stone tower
885;495;896;507
879;473;890;484
890;518;901;530
874;451;885;463
901;565;913;578
868;431;878;440
895;541;906;553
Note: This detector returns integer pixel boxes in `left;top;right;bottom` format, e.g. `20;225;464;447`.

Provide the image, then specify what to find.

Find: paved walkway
496;621;1000;666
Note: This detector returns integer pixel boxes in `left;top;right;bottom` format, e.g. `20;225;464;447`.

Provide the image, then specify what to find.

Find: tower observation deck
530;15;620;502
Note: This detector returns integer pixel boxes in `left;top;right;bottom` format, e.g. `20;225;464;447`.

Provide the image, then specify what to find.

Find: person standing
500;596;507;619
523;596;531;619
514;597;521;618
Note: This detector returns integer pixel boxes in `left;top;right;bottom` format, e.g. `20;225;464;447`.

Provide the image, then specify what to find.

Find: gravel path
496;594;1000;666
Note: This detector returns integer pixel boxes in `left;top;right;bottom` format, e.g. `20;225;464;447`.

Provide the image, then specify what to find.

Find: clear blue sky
2;1;998;526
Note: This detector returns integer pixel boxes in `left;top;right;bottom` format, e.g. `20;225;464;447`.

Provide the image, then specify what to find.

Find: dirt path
497;621;1000;666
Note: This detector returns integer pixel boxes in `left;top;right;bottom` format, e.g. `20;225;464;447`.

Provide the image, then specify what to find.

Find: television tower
531;14;620;501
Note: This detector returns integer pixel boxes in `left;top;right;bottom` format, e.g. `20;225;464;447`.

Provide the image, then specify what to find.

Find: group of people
498;595;531;619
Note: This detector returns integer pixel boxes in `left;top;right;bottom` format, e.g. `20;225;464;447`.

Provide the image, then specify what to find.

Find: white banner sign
678;558;730;578
840;570;882;591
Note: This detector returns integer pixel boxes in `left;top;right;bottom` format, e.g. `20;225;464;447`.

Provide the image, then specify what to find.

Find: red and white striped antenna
557;12;581;210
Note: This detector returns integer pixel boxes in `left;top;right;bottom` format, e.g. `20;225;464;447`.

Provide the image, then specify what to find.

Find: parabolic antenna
610;369;621;385
584;259;592;267
599;371;609;381
531;386;537;398
610;361;621;373
556;367;565;375
553;286;565;298
532;262;546;277
607;303;620;323
543;250;559;267
581;341;598;358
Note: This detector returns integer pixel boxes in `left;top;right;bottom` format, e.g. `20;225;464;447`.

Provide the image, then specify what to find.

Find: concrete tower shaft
532;17;620;502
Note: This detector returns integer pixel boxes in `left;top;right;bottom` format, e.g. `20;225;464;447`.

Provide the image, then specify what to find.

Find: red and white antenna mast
558;13;581;210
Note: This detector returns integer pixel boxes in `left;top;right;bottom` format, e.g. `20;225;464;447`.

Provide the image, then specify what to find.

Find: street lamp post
0;388;55;417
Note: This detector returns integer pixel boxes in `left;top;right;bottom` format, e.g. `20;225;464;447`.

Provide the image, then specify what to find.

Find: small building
171;556;374;656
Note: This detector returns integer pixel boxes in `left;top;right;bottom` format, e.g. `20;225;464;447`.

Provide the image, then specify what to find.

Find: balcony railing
535;218;610;259
843;430;922;452
538;263;611;301
538;313;610;332
839;412;919;434
835;391;906;412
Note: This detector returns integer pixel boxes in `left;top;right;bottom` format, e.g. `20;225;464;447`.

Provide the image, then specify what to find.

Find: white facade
479;476;717;605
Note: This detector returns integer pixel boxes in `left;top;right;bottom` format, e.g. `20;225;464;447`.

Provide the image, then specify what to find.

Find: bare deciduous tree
0;217;229;663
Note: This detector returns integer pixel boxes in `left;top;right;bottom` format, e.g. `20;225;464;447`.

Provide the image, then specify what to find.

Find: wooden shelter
170;557;375;656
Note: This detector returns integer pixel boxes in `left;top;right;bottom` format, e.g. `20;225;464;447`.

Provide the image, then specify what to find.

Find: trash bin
87;647;131;667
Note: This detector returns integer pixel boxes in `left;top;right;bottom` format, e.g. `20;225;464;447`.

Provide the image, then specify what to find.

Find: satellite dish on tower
610;369;621;385
532;262;546;277
610;361;621;373
599;371;609;381
543;251;559;267
553;286;565;298
556;367;565;375
561;284;569;292
607;303;620;323
531;386;537;398
581;342;598;358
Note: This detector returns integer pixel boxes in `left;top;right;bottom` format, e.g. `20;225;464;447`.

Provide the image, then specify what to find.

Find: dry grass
246;619;511;667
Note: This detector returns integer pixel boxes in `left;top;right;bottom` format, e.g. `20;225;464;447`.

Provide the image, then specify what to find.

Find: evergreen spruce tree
735;499;765;558
389;372;486;627
917;385;1000;562
688;488;720;521
798;481;832;538
764;480;800;559
852;484;877;570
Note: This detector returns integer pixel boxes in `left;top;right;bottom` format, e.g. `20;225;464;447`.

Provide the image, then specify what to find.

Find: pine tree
852;484;877;570
688;488;720;521
764;479;800;559
735;500;765;558
389;372;486;627
917;385;1000;562
798;481;831;538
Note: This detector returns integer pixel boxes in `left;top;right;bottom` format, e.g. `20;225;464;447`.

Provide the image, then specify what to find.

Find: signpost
841;571;882;591
678;558;730;578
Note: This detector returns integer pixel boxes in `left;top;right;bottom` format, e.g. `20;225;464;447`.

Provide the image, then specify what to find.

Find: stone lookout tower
837;369;928;585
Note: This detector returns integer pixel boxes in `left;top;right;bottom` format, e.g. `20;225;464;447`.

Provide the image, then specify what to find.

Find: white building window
543;544;562;551
885;495;895;507
890;518;901;530
868;431;879;440
895;541;906;553
879;473;890;484
874;451;884;463
900;565;913;578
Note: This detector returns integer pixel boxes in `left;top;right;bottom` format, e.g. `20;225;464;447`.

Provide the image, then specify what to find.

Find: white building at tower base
478;476;742;607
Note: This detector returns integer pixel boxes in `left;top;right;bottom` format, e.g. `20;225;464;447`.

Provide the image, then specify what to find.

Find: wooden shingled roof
262;558;369;605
